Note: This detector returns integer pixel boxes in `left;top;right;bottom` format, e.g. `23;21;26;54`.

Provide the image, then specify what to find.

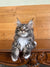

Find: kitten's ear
28;19;34;28
17;18;21;26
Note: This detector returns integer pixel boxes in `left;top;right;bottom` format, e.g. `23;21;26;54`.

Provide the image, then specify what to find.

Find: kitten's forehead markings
23;26;26;29
21;25;26;29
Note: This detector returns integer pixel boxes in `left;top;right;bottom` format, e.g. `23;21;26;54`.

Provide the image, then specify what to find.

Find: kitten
11;19;37;62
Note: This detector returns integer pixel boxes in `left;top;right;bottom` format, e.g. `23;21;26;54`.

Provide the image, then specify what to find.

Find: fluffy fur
11;19;37;62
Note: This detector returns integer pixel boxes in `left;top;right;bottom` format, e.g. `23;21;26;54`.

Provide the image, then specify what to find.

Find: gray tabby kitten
11;19;37;62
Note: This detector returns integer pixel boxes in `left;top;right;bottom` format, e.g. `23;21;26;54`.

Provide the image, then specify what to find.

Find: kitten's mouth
18;31;28;37
20;33;28;37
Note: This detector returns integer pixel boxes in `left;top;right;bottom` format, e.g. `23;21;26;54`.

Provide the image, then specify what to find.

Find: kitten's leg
23;46;31;59
11;41;21;62
23;50;31;59
11;47;19;62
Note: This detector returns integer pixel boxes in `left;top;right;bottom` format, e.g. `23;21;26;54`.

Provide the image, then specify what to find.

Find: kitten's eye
17;29;19;31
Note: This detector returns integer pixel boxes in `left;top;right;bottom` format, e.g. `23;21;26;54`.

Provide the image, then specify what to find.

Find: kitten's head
16;19;34;37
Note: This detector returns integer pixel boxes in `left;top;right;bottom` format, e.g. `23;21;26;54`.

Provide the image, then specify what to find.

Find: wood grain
0;5;50;40
0;51;49;66
0;52;29;66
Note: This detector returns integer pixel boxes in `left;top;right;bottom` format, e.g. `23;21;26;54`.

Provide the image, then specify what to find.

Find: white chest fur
18;37;28;51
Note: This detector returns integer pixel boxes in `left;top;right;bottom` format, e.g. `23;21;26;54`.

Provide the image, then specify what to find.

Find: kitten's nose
22;31;25;33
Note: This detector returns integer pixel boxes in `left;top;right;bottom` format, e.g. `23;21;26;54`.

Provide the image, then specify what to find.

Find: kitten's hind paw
11;55;18;62
23;54;31;59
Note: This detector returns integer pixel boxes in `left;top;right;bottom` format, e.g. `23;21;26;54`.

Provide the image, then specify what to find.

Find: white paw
24;54;31;59
11;55;18;62
15;48;19;56
34;41;37;46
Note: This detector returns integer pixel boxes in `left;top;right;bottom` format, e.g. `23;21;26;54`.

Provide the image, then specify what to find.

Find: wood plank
0;5;50;40
0;23;16;30
0;30;15;40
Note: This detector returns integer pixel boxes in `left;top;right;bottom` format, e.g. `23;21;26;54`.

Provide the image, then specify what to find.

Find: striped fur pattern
11;19;37;62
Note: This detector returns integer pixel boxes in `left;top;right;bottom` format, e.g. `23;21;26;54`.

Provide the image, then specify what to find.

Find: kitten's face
17;24;30;37
16;19;33;37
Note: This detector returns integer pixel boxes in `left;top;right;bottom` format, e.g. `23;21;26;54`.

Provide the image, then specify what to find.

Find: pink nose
22;31;25;33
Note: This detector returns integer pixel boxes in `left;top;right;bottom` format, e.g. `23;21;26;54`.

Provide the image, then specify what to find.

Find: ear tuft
17;18;21;26
28;19;34;28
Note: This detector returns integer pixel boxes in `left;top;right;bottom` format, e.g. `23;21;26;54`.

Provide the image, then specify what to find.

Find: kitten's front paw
11;55;18;62
23;54;31;59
